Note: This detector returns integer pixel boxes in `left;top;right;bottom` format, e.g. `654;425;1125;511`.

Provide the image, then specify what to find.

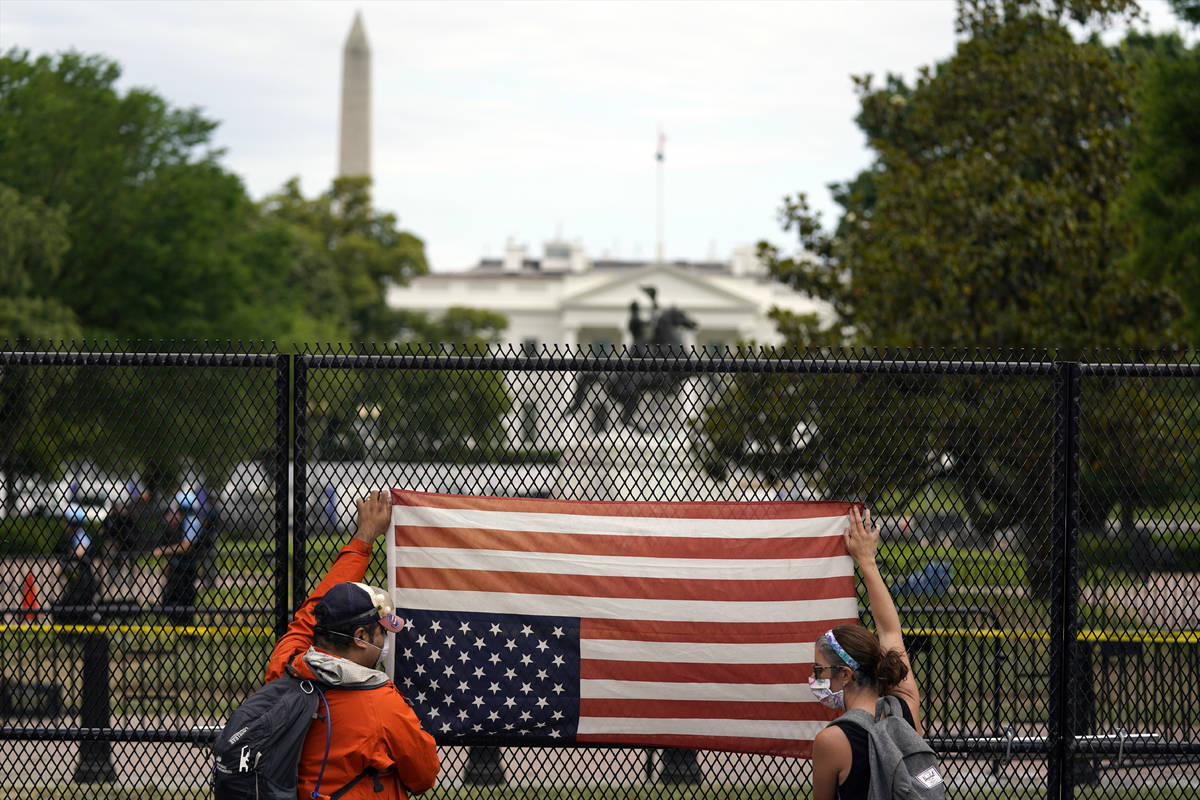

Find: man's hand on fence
354;490;393;545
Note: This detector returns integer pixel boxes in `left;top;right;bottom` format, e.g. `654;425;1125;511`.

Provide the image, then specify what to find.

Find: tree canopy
0;47;517;489
1118;21;1200;340
768;0;1175;349
0;49;270;340
704;0;1194;597
0;48;443;347
260;177;430;343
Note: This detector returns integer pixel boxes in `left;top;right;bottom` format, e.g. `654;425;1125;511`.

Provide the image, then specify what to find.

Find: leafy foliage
0;49;267;340
0;47;515;487
1118;32;1200;341
260;177;429;343
709;0;1189;596
0;183;79;343
310;310;513;463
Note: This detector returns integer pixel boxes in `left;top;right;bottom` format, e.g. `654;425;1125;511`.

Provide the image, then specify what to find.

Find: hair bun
874;649;909;690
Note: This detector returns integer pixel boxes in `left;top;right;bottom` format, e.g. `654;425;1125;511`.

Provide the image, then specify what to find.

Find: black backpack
213;659;382;800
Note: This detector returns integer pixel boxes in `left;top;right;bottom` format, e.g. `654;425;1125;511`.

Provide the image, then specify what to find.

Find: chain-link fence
1;345;1197;799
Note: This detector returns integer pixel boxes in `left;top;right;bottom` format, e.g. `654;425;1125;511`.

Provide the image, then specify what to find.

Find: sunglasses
812;664;847;678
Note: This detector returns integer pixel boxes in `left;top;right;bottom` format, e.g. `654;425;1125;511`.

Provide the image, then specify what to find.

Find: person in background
193;484;222;589
264;489;439;799
58;505;97;623
99;480;141;570
149;488;205;626
810;507;924;800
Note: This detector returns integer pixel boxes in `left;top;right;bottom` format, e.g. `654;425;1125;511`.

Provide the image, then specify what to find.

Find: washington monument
339;11;371;177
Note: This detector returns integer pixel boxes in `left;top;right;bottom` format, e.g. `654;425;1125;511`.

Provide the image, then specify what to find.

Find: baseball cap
316;582;405;633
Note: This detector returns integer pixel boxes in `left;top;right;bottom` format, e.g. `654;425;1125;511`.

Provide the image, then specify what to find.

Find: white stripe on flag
581;679;811;703
581;639;815;664
577;716;828;740
392;506;846;539
393;547;853;581
393;588;859;624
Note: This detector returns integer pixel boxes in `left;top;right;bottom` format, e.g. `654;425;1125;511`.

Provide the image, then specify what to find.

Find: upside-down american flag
385;490;859;758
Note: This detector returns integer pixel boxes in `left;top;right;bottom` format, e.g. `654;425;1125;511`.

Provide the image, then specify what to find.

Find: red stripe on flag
395;567;856;603
581;618;856;644
581;659;799;684
575;732;810;758
393;526;849;560
580;698;818;721
393;489;856;520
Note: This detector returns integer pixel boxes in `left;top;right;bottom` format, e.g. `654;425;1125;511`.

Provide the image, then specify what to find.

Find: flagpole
656;128;665;265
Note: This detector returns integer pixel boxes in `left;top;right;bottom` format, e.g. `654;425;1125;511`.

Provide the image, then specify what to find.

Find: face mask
356;631;390;670
808;676;845;710
378;635;391;668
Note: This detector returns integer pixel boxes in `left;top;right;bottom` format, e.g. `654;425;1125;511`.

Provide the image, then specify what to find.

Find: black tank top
828;698;916;800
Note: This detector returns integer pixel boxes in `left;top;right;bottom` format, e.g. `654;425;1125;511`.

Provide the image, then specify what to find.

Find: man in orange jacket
265;490;439;799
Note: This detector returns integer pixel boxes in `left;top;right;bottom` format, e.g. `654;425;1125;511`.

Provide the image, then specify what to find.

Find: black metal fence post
293;354;308;608
72;628;115;783
658;748;704;784
463;745;507;785
274;353;292;639
1049;361;1081;800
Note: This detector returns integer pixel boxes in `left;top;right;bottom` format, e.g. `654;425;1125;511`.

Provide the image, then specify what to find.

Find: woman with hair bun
810;507;923;800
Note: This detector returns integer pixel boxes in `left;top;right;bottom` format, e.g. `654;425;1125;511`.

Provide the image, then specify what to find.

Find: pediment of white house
561;264;759;314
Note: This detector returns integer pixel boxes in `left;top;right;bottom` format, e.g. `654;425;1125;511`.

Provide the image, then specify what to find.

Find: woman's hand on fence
354;490;393;544
843;506;879;568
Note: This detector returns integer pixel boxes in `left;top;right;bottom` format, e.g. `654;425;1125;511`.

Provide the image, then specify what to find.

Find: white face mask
378;634;391;668
357;630;391;670
808;676;846;710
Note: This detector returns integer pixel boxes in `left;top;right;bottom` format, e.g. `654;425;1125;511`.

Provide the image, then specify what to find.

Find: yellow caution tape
0;622;272;637
903;627;1200;645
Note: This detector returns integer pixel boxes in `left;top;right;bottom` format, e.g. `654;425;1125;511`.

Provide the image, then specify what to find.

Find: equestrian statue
567;286;698;432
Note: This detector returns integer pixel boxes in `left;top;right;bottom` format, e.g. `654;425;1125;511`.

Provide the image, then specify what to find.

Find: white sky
1;0;1189;272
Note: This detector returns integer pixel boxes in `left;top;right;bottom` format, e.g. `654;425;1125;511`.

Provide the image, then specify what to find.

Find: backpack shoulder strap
279;654;338;798
836;708;877;732
875;694;908;721
330;766;383;800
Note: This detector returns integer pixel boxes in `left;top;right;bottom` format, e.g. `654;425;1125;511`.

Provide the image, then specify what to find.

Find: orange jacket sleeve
264;538;374;683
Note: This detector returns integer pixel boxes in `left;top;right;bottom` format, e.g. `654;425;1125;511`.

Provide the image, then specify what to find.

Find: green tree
1167;0;1200;24
310;307;514;463
0;50;352;493
0;184;82;513
712;0;1184;597
0;49;274;340
1;48;515;493
1119;26;1200;340
257;178;517;463
0;183;79;343
260;177;429;343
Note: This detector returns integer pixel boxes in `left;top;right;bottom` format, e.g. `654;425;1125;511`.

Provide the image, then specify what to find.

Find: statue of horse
568;305;698;432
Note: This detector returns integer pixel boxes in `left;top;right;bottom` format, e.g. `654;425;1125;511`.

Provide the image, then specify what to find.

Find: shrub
0;516;64;556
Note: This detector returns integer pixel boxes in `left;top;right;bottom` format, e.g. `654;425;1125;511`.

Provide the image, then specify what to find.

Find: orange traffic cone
22;573;38;622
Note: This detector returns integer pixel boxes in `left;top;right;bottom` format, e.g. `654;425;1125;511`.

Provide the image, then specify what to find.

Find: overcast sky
2;0;1190;272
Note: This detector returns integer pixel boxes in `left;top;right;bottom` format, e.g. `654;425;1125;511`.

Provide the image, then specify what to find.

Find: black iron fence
1;345;1198;799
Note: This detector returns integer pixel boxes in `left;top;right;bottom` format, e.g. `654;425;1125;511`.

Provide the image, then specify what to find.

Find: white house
386;239;829;354
385;238;830;451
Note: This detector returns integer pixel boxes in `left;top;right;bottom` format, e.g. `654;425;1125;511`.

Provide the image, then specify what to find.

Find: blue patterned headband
823;629;860;671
